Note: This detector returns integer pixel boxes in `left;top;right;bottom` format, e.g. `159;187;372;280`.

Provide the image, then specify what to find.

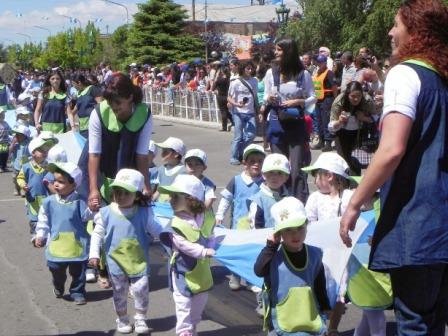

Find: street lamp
103;0;129;25
275;0;290;36
33;25;51;36
16;32;32;43
61;15;82;29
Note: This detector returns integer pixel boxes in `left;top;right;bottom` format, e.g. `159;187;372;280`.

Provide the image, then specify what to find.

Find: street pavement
0;118;406;336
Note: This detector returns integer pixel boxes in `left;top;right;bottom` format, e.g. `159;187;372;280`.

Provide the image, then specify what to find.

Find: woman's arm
34;98;43;131
340;112;413;246
88;153;101;211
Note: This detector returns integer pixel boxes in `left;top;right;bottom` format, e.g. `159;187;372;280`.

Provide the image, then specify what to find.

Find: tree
127;0;204;66
109;24;130;69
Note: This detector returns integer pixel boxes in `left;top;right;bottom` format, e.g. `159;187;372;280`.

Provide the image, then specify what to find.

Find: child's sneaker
53;288;63;298
228;274;241;290
116;318;132;334
134;318;149;334
85;268;97;283
73;296;86;305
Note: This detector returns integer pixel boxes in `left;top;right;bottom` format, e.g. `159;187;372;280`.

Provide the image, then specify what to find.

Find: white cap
47;144;68;163
302;152;350;179
185;148;207;165
158;174;205;202
155;137;186;157
28;137;53;153
17;92;33;103
148;140;158;155
243;143;265;161
12;124;31;138
48;162;83;187
38;131;58;147
262;153;290;174
0;106;6;113
129;62;137;67
110;168;145;193
15;106;31;115
271;197;307;234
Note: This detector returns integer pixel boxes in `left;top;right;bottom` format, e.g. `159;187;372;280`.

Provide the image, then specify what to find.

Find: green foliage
127;0;204;66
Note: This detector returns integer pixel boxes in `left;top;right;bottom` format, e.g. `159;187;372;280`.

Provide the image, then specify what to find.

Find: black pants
0;151;8;169
271;141;309;203
217;96;233;130
335;129;362;175
47;260;87;300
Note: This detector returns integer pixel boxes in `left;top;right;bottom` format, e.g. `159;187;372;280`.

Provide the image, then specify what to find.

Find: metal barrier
143;86;221;125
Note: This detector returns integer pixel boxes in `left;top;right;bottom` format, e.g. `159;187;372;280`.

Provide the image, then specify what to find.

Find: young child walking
10;124;31;196
34;162;90;305
0;107;11;172
148;140;158;194
152;137;186;202
302;152;353;336
215;143;265;290
254;197;331;335
89;168;163;334
159;174;216;336
17;137;53;240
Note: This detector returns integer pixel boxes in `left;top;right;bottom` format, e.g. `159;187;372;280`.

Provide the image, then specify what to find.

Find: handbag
271;68;305;121
351;120;379;167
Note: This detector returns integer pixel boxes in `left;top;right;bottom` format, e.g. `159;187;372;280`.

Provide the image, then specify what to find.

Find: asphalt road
0;118;406;336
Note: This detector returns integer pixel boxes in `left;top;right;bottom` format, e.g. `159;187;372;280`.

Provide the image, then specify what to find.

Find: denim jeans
315;97;334;141
47;260;87;299
230;112;256;162
390;264;448;336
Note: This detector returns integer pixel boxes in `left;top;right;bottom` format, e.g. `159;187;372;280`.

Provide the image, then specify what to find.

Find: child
16;137;53;240
152;136;186;202
158;174;216;336
254;196;331;336
15;105;32;127
89;168;162;334
43;144;68;194
148;140;158;194
10;124;31;196
215;143;265;290
302;152;353;336
34;162;90;305
184;148;216;212
0;107;11;172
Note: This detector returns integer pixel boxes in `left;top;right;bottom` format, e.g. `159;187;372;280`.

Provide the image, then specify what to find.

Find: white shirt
305;189;354;225
228;77;258;114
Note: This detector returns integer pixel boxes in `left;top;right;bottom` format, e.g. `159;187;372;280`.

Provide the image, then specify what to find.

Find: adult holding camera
227;60;258;165
341;0;448;334
328;81;376;175
263;38;316;202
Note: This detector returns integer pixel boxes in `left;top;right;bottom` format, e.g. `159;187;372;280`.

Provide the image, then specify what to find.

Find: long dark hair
43;70;67;97
275;38;304;79
342;81;365;112
103;72;142;104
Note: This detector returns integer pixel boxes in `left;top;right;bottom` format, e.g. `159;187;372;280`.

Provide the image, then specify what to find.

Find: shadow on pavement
37;331;115;336
148;315;177;332
86;289;113;302
199;325;262;336
340;321;397;336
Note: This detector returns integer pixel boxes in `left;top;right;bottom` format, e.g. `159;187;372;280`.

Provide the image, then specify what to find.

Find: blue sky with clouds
0;0;259;45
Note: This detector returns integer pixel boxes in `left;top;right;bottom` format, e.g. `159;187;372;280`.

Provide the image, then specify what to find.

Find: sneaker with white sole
85;268;97;283
228;274;241;290
116;318;132;334
134;319;149;334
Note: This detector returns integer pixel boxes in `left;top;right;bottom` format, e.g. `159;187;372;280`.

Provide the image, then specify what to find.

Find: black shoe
53;288;63;298
321;141;332;152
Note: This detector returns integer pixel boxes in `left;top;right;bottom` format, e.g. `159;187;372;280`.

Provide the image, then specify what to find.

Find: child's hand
34;237;45;247
205;248;216;257
89;258;100;268
23;185;30;192
267;232;281;245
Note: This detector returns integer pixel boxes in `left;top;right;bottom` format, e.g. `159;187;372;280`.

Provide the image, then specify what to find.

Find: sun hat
0;106;7;113
158;174;205;202
155;137;186;157
12;124;31;138
28;137;53;153
242;144;265;161
109;168;145;193
271;197;308;234
47;144;68;163
185;148;207;165
38;131;59;147
48;162;82;187
148;140;158;156
15;106;31;115
302;152;350;179
262;153;290;175
316;54;328;64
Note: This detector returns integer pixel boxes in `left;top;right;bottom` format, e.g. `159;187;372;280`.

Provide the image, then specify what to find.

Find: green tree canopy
127;0;204;66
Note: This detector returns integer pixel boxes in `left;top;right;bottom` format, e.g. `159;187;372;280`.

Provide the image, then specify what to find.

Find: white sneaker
85;269;96;283
134;319;149;334
116;318;132;334
247;285;262;293
228;274;241;290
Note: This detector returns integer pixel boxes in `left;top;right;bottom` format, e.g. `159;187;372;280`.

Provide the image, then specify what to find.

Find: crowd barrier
143;86;222;126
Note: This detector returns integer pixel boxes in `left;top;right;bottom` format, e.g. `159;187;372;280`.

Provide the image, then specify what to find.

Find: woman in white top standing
227;60;258;165
263;38;316;202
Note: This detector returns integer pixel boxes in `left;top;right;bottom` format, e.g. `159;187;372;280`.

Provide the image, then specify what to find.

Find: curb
152;115;221;130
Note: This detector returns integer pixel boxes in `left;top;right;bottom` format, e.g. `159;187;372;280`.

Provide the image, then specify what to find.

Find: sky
0;0;276;45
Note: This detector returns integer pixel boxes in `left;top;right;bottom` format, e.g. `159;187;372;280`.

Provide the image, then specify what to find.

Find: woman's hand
89;258;100;268
340;203;361;247
338;111;349;124
88;189;101;211
281;98;304;108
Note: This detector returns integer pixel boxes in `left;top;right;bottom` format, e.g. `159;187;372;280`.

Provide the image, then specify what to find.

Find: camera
241;97;249;104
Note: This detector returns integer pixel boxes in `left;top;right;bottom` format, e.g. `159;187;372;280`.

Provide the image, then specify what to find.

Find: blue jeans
230;112;256;162
315;97;334;141
48;260;87;300
390;264;448;336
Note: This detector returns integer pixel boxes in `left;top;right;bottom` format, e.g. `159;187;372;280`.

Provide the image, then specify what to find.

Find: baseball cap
185;148;207;165
272;197;308;234
38;131;59;147
158;174;205;202
28;137;53;153
262;153;290;175
148;140;158;156
155;137;186;157
316;54;327;63
47;144;68;163
0;106;6;113
302;152;350;179
242;144;265;161
48;162;82;187
110;168;145;193
12;124;31;138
